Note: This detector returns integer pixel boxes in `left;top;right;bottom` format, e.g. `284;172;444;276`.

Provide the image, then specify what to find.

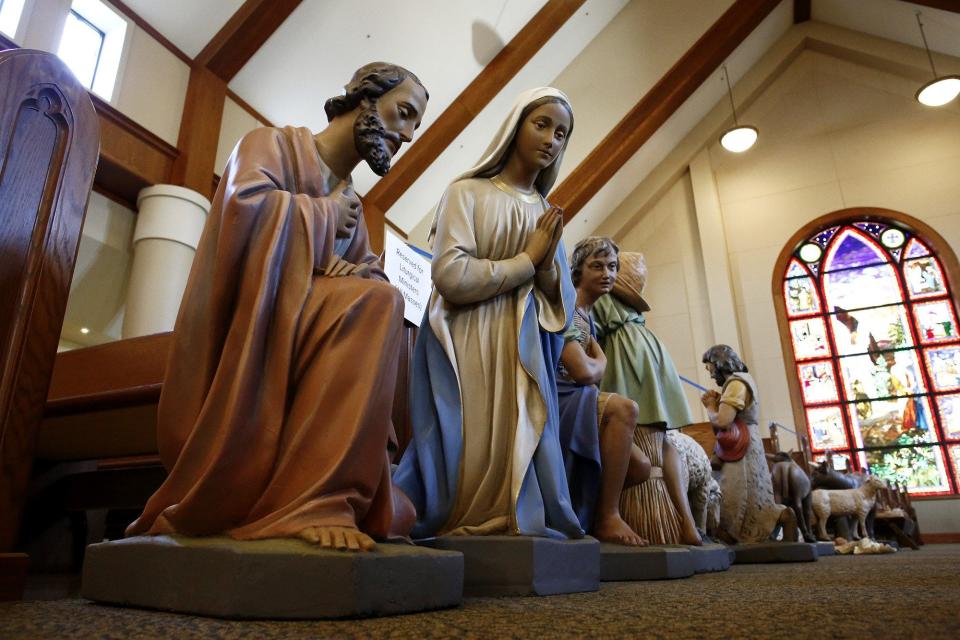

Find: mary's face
513;102;571;171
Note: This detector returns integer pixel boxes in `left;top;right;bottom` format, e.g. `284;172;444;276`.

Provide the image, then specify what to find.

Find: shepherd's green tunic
593;294;693;429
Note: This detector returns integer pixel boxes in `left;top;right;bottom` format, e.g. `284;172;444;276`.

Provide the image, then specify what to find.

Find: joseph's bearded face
353;76;428;177
354;106;393;176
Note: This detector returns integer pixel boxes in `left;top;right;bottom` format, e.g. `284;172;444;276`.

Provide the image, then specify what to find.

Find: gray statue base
600;544;695;581
815;541;836;556
419;535;599;596
81;535;463;619
730;541;818;564
666;543;733;573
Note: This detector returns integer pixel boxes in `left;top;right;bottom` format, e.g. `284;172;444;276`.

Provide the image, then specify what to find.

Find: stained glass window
781;219;960;496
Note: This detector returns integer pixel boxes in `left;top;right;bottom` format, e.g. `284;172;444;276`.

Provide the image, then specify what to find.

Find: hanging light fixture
914;12;960;107
718;65;757;153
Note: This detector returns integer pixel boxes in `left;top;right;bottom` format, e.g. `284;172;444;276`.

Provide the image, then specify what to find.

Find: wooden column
168;0;303;200
170;67;227;199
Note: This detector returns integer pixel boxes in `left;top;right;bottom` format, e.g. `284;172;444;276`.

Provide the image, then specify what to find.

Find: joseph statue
126;63;429;552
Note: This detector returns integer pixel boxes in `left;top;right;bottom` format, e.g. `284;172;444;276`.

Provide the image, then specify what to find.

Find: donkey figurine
769;452;815;542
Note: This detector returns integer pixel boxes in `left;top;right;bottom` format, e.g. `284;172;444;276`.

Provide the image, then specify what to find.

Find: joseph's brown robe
126;126;404;540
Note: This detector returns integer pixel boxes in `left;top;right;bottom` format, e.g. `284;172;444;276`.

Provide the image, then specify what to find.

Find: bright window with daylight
56;0;127;99
0;0;27;39
780;216;960;497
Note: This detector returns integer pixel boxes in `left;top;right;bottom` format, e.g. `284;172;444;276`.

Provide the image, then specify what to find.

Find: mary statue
394;87;583;539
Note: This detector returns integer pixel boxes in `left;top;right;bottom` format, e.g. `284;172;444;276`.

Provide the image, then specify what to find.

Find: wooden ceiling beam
362;0;586;250
550;0;782;223
196;0;303;82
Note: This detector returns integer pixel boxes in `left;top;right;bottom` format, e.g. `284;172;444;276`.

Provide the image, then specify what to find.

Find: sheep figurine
667;431;721;538
810;475;886;541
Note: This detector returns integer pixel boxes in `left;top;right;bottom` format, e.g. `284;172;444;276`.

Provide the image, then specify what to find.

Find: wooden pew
0;48;99;596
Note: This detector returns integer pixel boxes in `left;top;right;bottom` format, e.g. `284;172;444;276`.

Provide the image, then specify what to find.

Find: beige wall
60;192;136;349
617;173;713;422
711;49;960;446
113;22;189;146
14;0;189;145
215;97;266;176
615;47;960;530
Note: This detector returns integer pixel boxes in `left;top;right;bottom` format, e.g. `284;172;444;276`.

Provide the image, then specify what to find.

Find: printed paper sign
384;230;432;326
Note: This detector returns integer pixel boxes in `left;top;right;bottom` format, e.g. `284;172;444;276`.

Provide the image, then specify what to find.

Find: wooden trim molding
91;94;179;208
550;0;781;223
771;207;960;474
921;532;960;543
196;0;303;83
362;0;585;251
901;1;960;16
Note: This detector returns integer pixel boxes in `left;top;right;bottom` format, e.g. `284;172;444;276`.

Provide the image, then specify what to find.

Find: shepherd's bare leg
663;438;702;545
594;396;647;546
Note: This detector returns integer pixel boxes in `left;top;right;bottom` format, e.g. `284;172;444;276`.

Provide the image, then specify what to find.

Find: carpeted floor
3;545;960;639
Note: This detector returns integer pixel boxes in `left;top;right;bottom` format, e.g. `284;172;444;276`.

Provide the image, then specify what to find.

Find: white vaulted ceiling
120;0;244;57
109;0;960;241
231;0;548;133
814;0;960;59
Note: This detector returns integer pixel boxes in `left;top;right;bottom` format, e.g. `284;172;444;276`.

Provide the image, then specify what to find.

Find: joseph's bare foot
298;526;376;552
594;515;648;546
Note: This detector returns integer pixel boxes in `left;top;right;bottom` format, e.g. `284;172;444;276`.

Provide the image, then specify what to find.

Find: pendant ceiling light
718;65;757;153
914;12;960;107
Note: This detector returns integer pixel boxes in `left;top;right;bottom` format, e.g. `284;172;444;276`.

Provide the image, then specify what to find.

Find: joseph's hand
332;182;361;239
319;256;372;279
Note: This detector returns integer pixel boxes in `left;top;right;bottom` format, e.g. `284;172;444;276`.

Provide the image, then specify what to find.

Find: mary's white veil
453;86;573;197
427;87;574;246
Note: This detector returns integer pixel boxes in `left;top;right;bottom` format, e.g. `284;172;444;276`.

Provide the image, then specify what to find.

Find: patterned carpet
3;544;960;639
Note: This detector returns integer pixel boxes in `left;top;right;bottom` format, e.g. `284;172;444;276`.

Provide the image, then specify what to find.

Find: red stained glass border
784;220;960;495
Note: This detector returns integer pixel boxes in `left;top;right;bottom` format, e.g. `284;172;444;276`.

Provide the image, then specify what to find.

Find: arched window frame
773;208;960;497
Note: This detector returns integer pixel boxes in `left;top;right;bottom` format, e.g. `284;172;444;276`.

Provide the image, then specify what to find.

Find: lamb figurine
810;475;886;541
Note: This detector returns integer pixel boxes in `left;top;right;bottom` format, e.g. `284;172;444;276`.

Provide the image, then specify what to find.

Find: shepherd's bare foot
680;519;703;546
594;515;648;546
298;526;376;552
